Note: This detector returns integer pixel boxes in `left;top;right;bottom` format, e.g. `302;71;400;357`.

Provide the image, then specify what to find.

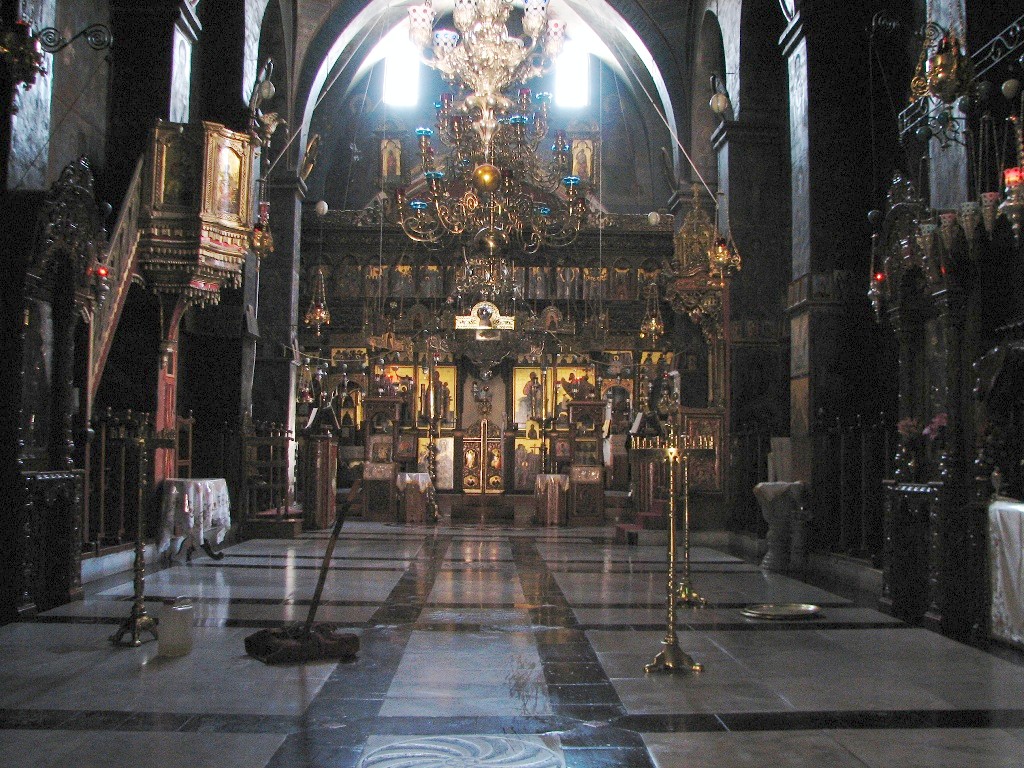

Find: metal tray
740;603;821;620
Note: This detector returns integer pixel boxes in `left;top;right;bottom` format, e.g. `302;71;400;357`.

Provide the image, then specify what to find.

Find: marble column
4;0;56;191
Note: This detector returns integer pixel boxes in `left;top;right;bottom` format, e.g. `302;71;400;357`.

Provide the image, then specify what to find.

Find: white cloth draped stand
989;497;1024;648
159;478;231;560
535;474;569;526
397;472;433;493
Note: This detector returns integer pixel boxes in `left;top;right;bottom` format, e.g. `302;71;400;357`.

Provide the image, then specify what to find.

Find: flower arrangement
897;417;923;439
923;412;948;441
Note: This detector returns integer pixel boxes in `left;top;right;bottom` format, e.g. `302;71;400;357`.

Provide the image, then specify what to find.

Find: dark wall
48;0;111;185
93;284;161;414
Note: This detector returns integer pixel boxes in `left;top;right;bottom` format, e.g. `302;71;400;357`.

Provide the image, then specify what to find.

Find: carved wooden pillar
153;293;191;483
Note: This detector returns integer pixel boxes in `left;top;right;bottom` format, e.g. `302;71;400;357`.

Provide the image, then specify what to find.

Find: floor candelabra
111;432;158;647
636;427;714;674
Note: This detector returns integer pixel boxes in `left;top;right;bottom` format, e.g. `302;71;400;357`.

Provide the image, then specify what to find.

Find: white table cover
989;498;1024;648
397;472;433;492
159;478;231;555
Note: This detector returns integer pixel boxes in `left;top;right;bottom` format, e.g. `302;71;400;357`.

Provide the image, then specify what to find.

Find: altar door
462;419;504;494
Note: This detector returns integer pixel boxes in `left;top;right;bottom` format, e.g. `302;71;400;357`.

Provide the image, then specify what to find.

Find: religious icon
420;263;442;297
161;136;197;208
215;145;241;217
612;264;632;300
169;31;191;123
391;262;413;297
523;371;543;420
583;267;607;300
571;138;595;184
380;138;402;181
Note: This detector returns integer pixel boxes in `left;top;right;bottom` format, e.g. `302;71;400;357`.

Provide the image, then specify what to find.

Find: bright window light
383;40;420;107
555;41;589;109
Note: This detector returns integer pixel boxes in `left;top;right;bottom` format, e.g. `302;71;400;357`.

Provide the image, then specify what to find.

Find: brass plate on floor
741;603;821;620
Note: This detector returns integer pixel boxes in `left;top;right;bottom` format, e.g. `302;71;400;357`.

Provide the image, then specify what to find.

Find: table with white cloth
989;497;1024;648
535;474;569;526
397;472;433;524
159;478;231;561
753;481;807;572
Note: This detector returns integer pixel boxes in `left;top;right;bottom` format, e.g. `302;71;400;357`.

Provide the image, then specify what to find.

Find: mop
244;481;361;664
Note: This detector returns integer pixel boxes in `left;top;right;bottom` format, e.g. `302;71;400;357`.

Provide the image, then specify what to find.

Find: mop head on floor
244;622;359;665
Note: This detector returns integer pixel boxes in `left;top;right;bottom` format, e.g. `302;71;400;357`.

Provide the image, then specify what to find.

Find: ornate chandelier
397;0;586;255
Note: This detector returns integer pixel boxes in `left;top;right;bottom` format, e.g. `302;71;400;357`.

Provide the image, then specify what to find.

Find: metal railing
82;409;197;553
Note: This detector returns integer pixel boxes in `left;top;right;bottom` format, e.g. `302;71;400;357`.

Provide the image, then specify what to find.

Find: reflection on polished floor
3;522;1024;767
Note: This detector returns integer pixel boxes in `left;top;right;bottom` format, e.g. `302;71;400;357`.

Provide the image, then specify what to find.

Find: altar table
159;478;231;561
535;474;569;526
397;472;433;524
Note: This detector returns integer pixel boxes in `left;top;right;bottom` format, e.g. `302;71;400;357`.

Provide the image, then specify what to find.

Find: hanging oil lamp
303;267;331;337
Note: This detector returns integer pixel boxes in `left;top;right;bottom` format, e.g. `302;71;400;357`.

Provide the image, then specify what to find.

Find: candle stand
635;425;714;674
111;432;158;647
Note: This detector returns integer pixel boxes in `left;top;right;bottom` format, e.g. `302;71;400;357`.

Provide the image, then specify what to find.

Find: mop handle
304;479;361;634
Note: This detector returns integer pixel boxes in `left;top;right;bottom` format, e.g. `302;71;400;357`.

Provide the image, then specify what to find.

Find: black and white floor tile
2;521;1023;767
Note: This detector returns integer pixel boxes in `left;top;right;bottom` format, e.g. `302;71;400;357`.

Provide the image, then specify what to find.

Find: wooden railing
87;155;144;410
83;410;156;552
728;427;770;536
812;415;895;565
728;415;895;566
82;409;194;554
242;422;292;521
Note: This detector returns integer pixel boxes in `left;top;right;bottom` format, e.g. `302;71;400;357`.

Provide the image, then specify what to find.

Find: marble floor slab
37;595;378;627
572;605;902;629
0;623;339;715
644;728;1024;768
553;569;849;607
427;570;527;605
97;565;403;603
0;730;288;768
378;631;550;717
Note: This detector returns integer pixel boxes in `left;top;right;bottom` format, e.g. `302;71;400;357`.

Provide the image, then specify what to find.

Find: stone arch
690;9;727;190
292;0;684;201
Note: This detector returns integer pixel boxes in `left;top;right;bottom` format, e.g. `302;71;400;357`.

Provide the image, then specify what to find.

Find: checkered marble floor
2;521;1023;767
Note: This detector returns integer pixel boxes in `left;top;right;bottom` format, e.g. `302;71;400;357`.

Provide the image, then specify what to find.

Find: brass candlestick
111;431;158;647
426;355;439;523
677;443;707;608
637;425;714;674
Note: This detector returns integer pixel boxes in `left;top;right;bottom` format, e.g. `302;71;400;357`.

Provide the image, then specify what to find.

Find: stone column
251;176;304;488
3;0;56;191
780;3;884;546
712;118;790;433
